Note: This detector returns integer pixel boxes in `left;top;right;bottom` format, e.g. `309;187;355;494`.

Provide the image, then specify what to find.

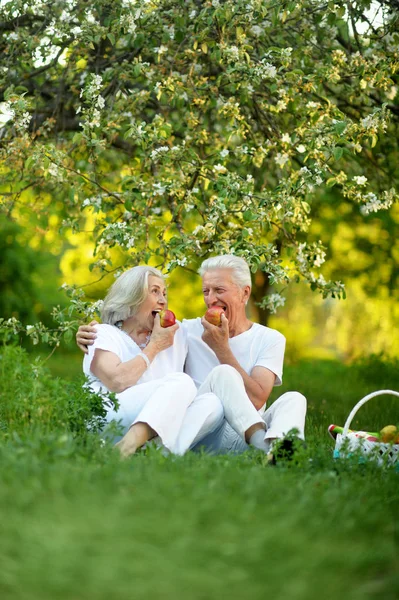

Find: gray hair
198;255;252;289
101;266;165;325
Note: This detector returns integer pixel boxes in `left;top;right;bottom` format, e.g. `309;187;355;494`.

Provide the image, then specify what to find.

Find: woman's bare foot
115;422;157;458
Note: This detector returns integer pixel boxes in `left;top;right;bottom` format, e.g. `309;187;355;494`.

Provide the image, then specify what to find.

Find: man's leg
263;391;307;443
192;420;249;454
196;389;307;457
196;365;269;452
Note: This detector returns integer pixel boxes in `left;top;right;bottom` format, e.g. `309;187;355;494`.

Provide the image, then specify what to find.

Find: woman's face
135;275;167;330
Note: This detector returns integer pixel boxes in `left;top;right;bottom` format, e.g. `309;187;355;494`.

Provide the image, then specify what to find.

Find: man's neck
228;319;253;338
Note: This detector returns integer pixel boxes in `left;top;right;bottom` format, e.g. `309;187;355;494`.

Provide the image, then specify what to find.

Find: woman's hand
146;314;179;355
76;320;98;353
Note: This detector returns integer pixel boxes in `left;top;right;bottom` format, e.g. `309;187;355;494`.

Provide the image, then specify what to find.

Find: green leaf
64;330;73;343
243;210;255;221
24;156;35;170
334;121;346;135
333;147;343;161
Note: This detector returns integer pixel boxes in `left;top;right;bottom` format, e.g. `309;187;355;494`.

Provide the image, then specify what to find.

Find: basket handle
342;389;399;437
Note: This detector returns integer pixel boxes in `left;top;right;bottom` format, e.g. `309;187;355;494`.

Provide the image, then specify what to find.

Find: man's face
201;269;250;323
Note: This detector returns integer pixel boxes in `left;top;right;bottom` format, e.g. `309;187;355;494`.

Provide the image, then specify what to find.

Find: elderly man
77;255;306;459
180;255;306;457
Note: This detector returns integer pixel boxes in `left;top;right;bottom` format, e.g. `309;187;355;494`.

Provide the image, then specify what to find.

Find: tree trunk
250;270;272;326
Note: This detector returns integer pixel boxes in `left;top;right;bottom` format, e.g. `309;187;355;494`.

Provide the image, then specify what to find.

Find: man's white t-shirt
182;318;285;392
83;323;187;393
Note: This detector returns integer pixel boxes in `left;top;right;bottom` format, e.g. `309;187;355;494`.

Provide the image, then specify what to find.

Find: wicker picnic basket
334;390;399;467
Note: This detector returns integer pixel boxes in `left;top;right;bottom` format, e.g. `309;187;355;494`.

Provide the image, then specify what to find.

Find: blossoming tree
0;0;398;342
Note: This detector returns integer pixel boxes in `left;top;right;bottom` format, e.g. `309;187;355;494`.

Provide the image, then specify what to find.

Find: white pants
197;364;264;439
192;365;307;454
103;372;224;455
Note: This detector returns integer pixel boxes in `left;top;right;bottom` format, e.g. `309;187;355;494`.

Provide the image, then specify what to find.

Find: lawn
0;346;398;600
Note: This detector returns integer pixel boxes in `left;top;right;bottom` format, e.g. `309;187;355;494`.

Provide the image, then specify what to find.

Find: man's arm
201;315;276;410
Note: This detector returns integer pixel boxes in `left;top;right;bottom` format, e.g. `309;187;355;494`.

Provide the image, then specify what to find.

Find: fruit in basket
328;424;380;441
380;425;398;443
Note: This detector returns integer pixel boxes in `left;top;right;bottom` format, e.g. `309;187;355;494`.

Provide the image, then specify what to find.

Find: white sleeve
176;320;188;355
254;332;286;386
86;325;121;372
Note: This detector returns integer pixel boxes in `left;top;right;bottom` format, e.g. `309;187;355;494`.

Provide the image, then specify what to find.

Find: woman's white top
83;323;188;393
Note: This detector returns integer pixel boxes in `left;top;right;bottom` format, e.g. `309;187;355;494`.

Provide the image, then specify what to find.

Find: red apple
204;306;224;327
159;309;176;328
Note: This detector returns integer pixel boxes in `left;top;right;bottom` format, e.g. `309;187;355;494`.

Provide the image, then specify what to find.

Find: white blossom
263;293;286;314
359;192;393;215
254;59;277;80
154;45;168;55
353;175;367;186
274;153;289;168
151;146;169;161
276;99;287;111
0;102;15;125
224;45;240;61
153;182;167;195
250;25;263;36
297;144;306;153
96;95;105;109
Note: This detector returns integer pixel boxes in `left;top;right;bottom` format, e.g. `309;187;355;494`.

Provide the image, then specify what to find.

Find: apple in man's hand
159;309;176;328
204;306;224;327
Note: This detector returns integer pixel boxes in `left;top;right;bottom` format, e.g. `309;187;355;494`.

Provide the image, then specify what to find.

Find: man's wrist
214;346;235;364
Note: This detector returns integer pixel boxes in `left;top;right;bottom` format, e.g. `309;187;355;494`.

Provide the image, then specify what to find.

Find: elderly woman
84;266;224;456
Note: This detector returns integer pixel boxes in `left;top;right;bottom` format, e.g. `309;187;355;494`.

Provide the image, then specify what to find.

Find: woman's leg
171;392;224;455
114;372;198;456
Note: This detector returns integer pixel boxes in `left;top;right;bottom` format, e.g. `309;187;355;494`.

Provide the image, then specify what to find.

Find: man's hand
201;312;229;353
76;320;98;354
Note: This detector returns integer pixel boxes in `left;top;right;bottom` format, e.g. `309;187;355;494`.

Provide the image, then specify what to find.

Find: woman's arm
90;349;151;393
90;316;179;392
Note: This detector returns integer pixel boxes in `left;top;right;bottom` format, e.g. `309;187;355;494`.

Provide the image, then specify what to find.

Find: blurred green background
2;186;398;374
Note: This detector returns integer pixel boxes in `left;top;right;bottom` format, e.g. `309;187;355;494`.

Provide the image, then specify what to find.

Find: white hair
101;266;164;325
198;255;252;288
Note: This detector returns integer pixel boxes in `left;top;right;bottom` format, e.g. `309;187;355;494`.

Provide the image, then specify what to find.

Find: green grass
0;346;398;600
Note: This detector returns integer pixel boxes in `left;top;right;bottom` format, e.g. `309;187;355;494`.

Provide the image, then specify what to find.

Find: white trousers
197;364;264;440
104;372;224;455
192;365;307;454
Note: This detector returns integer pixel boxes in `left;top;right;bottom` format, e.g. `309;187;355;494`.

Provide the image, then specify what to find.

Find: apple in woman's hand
159;309;176;328
204;306;224;327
